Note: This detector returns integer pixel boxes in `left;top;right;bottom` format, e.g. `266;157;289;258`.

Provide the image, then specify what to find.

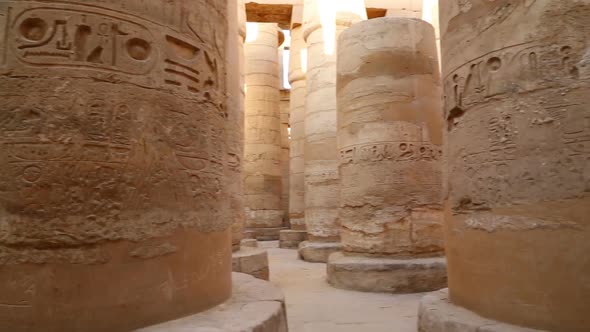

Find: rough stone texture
241;238;259;248
299;0;366;262
418;289;547;332
438;1;590;331
337;17;444;258
244;226;287;241
244;22;285;239
280;89;290;224
287;25;307;232
279;230;308;249
232;247;270;281
298;240;342;263
328;252;446;294
0;1;231;331
331;17;445;293
137;272;288;332
228;0;247;253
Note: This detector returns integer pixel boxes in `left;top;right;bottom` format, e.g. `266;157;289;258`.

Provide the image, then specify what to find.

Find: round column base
327;252;447;293
138;272;288;332
279;230;308;249
418;289;547;332
244;227;287;241
232;247;270;281
298;241;342;263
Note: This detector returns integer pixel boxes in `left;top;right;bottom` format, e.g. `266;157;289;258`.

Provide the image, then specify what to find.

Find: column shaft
244;23;284;239
0;1;231;330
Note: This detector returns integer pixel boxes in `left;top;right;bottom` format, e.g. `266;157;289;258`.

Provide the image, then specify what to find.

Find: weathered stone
241;238;259;248
287;25;307;232
299;0;366;262
330;17;445;293
279;230;308;249
244;226;287;241
138;273;288;332
227;0;247;253
298;241;342;263
0;1;231;331
328;252;446;294
280;89;290;223
232;247;270;281
244;22;285;239
418;289;547;332
428;1;590;331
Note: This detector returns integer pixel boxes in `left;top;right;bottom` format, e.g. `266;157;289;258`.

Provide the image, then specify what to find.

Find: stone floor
260;241;423;332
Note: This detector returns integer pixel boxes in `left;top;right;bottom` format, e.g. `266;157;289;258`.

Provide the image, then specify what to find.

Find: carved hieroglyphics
419;1;590;332
280;15;309;249
329;17;447;293
280;89;290;223
0;0;232;331
243;22;285;241
297;0;367;263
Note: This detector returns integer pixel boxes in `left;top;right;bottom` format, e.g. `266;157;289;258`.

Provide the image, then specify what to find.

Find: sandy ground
261;241;423;332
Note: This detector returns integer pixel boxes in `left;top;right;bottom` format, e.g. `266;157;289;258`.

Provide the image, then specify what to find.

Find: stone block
327;252;447;293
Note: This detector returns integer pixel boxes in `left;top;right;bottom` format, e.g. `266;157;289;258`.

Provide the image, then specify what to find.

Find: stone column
0;1;231;331
328;17;446;293
280;89;290;223
279;25;309;249
227;0;247;253
298;0;366;262
244;23;285;241
419;1;590;332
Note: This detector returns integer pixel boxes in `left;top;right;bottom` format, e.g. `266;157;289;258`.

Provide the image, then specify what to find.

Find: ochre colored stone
330;17;446;293
299;0;366;262
0;1;232;330
433;1;590;331
232;247;270;281
244;23;284;239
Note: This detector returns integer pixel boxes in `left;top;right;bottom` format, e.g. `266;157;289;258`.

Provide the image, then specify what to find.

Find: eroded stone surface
298;240;342;263
279;229;308;249
327;252;446;293
440;1;590;331
232;247;270;280
137;272;287;332
0;1;231;330
300;0;366;260
418;289;547;332
244;22;284;235
337;17;444;258
288;25;306;232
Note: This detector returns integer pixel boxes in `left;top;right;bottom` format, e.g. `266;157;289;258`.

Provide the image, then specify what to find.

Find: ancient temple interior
0;0;588;331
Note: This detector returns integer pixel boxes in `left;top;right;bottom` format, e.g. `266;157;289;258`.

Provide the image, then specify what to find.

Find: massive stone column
419;1;590;332
280;89;290;223
243;23;285;241
328;17;447;293
298;0;366;262
227;1;270;282
227;0;247;253
279;24;308;249
0;1;232;331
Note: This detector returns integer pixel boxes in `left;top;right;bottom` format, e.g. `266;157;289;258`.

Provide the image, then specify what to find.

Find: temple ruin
0;0;587;331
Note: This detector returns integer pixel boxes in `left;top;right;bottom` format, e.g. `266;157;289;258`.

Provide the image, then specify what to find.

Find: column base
138;272;287;332
241;238;259;248
244;227;287;241
297;241;342;263
327;252;447;293
418;289;546;332
232;247;270;280
279;230;308;249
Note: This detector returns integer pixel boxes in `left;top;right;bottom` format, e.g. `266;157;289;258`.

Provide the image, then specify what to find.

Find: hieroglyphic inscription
12;8;157;74
444;43;580;115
